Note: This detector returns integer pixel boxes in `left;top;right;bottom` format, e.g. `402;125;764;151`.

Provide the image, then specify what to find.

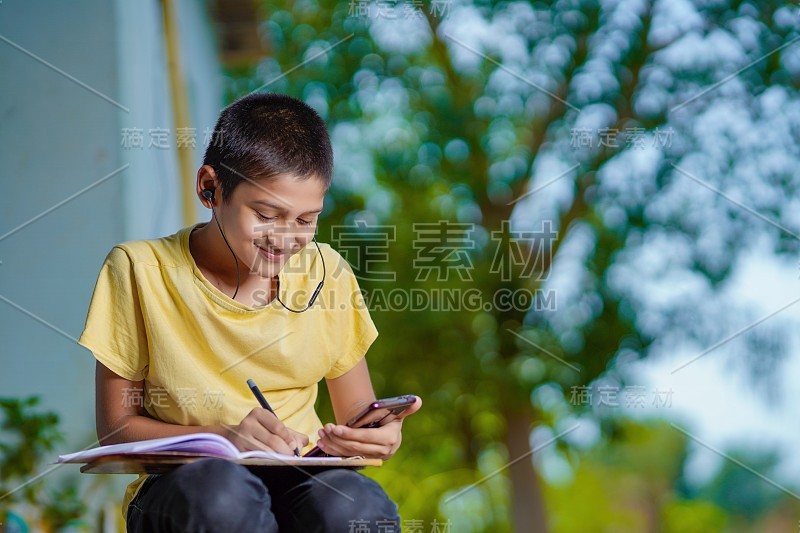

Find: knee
169;458;274;530
306;469;401;532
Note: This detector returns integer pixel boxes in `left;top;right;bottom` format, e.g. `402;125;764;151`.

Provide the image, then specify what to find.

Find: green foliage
547;462;645;532
546;419;683;532
0;397;62;502
235;0;800;528
40;482;87;531
694;448;784;522
0;397;87;531
545;418;733;533
662;500;727;533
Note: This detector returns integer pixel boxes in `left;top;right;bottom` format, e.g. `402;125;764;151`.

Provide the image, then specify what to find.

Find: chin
255;261;283;279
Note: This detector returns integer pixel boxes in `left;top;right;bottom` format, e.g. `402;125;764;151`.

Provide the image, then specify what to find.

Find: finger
291;431;309;452
317;434;389;458
236;431;270;452
398;396;422;419
317;438;353;457
291;429;310;446
320;426;398;457
248;422;295;455
234;417;274;452
244;417;295;455
300;433;310;448
254;409;297;451
323;423;390;445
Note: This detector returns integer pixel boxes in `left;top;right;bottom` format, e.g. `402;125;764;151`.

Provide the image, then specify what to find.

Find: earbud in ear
202;189;214;201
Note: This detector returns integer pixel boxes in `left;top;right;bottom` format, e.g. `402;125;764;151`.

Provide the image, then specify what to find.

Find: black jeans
126;458;402;532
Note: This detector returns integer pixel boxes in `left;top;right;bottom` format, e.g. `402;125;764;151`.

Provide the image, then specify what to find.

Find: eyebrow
252;200;324;216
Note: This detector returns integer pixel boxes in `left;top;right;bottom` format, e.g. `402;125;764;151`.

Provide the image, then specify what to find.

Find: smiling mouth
258;245;284;262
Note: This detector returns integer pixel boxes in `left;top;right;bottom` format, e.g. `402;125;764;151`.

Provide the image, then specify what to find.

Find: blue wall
0;0;223;519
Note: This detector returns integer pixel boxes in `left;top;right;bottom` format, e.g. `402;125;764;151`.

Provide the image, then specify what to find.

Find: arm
95;360;228;444
317;358;421;460
327;357;377;425
95;361;307;453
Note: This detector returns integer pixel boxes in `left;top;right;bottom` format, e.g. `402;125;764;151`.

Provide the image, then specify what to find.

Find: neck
191;219;253;287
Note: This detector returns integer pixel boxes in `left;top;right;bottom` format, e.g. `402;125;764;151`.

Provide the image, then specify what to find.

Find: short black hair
203;93;333;202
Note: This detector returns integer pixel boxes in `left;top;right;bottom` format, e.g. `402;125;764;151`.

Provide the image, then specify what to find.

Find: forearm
326;359;377;426
98;413;228;445
94;361;233;445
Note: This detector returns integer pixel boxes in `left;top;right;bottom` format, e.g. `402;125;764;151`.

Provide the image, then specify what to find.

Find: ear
196;165;219;208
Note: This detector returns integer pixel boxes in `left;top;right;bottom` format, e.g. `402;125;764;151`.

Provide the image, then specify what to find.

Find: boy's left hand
315;396;422;460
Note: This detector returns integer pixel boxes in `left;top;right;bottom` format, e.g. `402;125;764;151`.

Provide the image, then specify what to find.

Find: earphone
202;188;325;312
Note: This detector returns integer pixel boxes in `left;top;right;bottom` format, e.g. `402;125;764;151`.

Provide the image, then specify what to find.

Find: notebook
57;432;359;463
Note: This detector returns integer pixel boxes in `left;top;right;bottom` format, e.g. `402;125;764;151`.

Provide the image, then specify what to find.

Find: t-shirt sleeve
324;254;379;380
77;245;149;381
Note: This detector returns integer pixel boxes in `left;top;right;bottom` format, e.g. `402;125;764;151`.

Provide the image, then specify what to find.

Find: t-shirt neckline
180;222;284;314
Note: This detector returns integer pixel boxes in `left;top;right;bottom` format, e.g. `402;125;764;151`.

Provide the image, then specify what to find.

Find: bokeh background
2;0;800;531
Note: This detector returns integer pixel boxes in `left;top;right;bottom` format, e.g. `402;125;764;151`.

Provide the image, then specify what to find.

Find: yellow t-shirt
77;222;378;522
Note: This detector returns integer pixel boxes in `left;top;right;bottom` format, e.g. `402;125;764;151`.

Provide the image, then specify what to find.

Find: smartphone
303;394;418;457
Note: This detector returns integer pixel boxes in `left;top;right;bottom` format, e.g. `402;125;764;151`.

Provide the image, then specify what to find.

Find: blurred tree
0;397;62;498
229;0;800;530
0;397;88;531
545;418;729;533
747;497;800;532
692;447;784;525
662;500;728;533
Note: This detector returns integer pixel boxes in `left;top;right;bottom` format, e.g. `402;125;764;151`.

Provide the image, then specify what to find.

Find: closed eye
257;211;312;226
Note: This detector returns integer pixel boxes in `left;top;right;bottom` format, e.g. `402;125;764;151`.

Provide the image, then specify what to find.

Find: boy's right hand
223;407;309;455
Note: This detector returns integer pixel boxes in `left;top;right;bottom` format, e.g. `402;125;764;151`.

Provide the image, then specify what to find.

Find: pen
246;378;301;457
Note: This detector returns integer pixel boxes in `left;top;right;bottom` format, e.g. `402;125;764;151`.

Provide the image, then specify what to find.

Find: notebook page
58;432;238;462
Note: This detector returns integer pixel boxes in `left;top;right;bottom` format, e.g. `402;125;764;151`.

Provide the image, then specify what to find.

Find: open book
57;432;360;463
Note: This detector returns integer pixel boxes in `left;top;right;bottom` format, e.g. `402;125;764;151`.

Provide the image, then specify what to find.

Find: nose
267;224;307;254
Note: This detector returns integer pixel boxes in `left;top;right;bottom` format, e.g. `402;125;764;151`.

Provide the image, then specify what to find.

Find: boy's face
218;173;326;280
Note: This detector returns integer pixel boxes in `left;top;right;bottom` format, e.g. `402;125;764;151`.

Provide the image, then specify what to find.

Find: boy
78;93;421;531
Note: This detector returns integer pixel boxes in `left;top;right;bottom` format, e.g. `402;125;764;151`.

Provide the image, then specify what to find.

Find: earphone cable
275;237;326;313
211;206;240;300
204;188;324;310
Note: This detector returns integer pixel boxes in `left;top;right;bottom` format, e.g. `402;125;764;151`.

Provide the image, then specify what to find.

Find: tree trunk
505;406;548;533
